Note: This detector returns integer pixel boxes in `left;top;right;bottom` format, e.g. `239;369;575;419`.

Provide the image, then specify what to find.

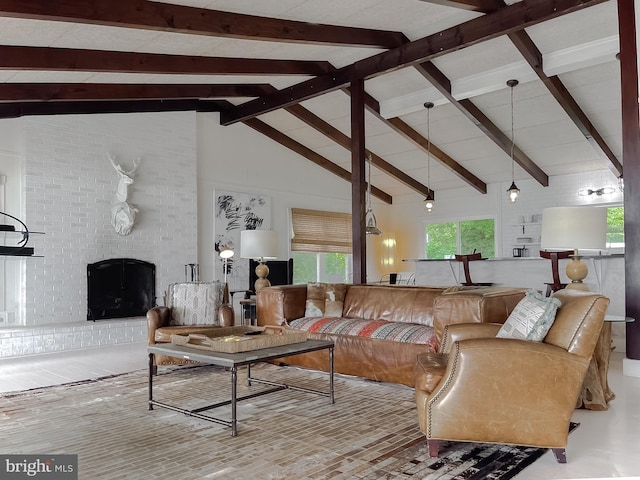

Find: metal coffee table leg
329;346;335;404
231;366;237;436
148;353;154;410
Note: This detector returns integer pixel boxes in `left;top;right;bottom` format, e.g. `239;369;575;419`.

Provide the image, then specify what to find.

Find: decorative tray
170;325;308;353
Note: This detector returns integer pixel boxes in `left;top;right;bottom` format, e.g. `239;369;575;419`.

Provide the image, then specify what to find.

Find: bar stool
454;252;492;286
540;250;574;296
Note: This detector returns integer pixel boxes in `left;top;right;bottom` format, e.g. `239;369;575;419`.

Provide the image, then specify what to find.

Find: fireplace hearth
87;258;155;321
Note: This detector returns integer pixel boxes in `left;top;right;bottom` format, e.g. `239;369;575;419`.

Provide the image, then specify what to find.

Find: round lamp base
565;257;589;291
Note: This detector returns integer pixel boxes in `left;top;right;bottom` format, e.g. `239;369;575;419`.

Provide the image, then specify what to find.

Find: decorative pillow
305;282;347;317
169;282;222;326
496;289;561;342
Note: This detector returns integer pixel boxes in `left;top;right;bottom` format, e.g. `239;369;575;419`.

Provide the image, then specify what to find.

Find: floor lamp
240;230;278;293
540;206;607;291
219;248;234;303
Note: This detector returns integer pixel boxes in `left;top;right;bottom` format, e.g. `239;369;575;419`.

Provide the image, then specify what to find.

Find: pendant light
506;79;520;204
365;154;382;235
424;102;435;212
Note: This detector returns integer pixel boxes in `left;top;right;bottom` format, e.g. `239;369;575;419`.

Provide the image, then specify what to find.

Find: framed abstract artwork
214;190;272;292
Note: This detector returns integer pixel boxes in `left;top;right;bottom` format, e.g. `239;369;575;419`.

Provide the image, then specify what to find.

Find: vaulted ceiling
0;0;626;204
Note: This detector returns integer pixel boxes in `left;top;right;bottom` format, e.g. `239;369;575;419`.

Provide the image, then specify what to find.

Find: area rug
367;423;578;480
0;363;575;480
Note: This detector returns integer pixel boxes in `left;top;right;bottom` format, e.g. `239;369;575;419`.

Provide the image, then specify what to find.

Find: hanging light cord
366;154;372;209
510;82;515;182
427;106;431;190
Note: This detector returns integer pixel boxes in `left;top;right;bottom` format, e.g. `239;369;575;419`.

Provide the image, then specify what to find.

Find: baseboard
623;358;640;377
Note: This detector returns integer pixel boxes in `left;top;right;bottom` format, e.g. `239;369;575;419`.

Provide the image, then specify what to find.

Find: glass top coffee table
148;339;334;436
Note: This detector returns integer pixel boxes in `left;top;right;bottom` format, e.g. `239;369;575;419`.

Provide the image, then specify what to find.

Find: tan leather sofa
415;289;609;463
257;283;526;386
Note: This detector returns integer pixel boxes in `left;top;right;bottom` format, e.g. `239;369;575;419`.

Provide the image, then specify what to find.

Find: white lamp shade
219;248;234;259
541;207;607;251
240;230;278;260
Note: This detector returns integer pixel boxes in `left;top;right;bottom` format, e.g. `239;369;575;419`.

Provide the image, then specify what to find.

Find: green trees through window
292;252;350;284
426;218;495;259
426;222;456;259
461;219;495;258
607;206;624;249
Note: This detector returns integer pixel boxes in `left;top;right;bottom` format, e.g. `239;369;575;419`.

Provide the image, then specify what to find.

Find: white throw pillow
496;289;561;342
169;282;222;326
304;282;347;317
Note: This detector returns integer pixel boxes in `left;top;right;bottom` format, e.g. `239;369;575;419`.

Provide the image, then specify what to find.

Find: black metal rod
329;347;335;404
248;377;331;398
148;400;232;428
148;353;154;410
231;366;237;436
190;386;286;413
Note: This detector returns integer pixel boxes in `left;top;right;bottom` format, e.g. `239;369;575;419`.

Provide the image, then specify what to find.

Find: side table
578;315;634;410
239;298;256;326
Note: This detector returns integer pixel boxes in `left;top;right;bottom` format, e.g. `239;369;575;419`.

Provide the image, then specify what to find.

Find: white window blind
291;208;352;254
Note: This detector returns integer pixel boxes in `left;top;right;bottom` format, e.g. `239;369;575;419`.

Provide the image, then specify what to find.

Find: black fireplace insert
87;258;155;321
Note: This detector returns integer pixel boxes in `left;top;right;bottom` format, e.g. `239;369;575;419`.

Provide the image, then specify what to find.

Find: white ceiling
0;0;631;200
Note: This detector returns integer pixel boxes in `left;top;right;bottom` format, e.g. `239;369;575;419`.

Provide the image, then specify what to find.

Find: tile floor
0;342;148;393
0;344;639;479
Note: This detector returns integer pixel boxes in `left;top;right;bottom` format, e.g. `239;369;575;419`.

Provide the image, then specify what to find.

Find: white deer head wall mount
108;153;140;236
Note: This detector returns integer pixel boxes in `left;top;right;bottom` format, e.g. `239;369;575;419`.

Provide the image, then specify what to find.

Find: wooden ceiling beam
221;0;607;125
0;45;332;76
0;99;226;119
243;117;393;204
414;61;549;186
0;83;275;101
414;0;502;13
0;0;406;48
344;89;487;194
509;30;623;177
285;103;433;197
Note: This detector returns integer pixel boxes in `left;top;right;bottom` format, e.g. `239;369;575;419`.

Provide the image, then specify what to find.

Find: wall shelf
510;215;542;257
0;227;44;256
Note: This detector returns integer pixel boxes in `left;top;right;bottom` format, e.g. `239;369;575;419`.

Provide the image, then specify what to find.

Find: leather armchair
147;282;234;372
415;289;609;463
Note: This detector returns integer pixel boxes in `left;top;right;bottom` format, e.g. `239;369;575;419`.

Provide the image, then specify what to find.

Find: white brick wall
1;112;198;357
0;318;147;357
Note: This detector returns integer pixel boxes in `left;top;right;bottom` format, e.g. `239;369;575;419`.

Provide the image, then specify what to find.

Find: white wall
0;118;24;327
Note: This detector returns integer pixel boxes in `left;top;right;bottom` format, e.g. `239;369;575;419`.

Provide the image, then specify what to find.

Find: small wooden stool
454;252;492;286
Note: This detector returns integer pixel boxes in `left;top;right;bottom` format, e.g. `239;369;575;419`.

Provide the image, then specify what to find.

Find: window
461;219;495;258
292;252;351;284
606;206;624;250
426;218;495;259
291;208;352;283
426;222;456;259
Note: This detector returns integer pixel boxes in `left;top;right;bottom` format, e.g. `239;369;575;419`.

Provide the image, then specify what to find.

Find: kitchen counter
404;254;624;314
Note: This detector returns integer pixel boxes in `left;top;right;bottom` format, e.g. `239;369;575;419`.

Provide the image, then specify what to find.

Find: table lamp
240;229;278;293
540;206;607;291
